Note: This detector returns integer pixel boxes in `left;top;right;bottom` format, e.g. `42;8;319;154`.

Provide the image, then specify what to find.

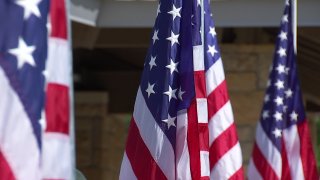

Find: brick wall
222;44;274;171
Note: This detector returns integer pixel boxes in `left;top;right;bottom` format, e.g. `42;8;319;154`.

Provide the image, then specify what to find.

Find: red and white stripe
248;123;282;179
0;67;41;180
206;58;244;179
175;45;244;179
248;121;319;180
42;0;74;179
120;88;176;180
188;45;210;179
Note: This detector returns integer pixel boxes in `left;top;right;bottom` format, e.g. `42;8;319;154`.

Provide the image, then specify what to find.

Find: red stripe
200;176;210;180
252;142;279;180
198;123;209;151
297;121;319;179
0;150;15;180
187;99;201;180
194;71;206;98
50;0;67;39
228;166;244;180
207;80;229;119
209;123;238;170
45;83;70;134
125;118;167;180
281;138;291;180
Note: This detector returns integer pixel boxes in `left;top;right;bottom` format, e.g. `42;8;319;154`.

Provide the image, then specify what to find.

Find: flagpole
293;0;297;54
201;0;205;44
65;0;76;179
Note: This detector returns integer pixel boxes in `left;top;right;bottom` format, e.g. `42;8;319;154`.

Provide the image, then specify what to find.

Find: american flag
42;0;74;179
248;0;319;179
119;0;243;179
0;0;49;179
0;0;74;179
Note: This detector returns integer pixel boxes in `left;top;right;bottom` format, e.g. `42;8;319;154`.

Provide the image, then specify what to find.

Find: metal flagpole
293;0;297;54
65;0;76;179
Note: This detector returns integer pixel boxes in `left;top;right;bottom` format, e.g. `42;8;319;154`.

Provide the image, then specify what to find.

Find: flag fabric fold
119;0;243;179
0;0;74;179
248;0;319;179
42;0;74;179
0;0;49;179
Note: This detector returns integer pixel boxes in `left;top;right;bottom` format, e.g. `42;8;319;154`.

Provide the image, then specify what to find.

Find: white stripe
283;125;305;180
255;122;282;178
210;142;242;179
42;133;72;179
196;98;208;123
0;67;41;180
176;110;192;180
200;151;210;177
247;158;263;180
46;38;71;86
133;88;175;180
205;58;225;95
208;101;234;145
193;45;205;71
119;153;138;180
44;36;73;179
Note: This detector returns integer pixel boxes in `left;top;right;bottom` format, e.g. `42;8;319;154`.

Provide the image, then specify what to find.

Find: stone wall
222;44;274;170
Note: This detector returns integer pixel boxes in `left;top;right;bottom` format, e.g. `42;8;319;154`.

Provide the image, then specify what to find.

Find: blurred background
69;0;320;179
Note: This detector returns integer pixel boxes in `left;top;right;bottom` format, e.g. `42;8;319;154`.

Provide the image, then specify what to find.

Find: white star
166;59;179;74
146;82;155;98
277;47;287;57
285;67;290;74
262;110;269;119
166;31;179;46
264;94;270;102
272;128;282;138
8;37;36;69
197;0;201;6
162;114;176;129
285;89;293;98
47;15;52;36
39;110;46;131
283;105;288;113
276;64;286;74
286;0;290;5
278;31;288;41
157;3;161;15
152;30;159;44
178;87;185;100
274;96;284;106
42;70;48;79
290;111;298;121
191;15;195;26
275;80;285;90
209;27;216;37
274;111;283;121
168;5;181;20
149;56;157;70
282;14;288;23
267;80;271;87
208;45;218;56
164;86;177;102
16;0;42;20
